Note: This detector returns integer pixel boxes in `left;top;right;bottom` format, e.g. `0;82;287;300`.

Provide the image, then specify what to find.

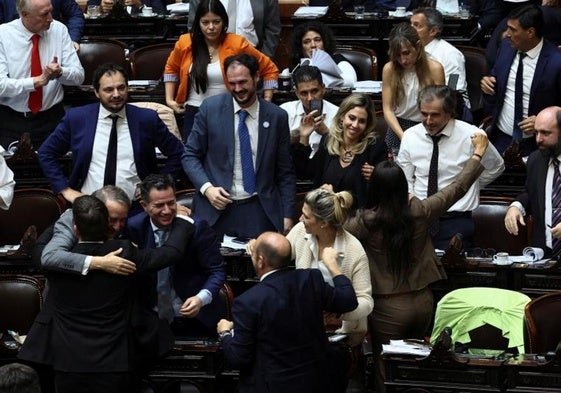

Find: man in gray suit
187;0;280;59
183;54;295;239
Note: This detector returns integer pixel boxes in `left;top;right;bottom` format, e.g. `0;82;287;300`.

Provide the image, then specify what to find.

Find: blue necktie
513;52;526;141
238;110;256;194
552;159;561;256
155;229;174;323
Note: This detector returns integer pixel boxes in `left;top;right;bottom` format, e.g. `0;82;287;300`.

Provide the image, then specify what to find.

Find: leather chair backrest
129;43;174;81
78;39;130;85
176;189;195;210
218;283;234;321
0;189;66;245
334;45;378;81
456;45;487;114
0;274;43;334
375;110;387;141
524;291;561;354
472;196;530;254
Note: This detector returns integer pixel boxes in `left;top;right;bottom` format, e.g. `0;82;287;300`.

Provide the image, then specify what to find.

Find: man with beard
183;54;295;239
505;106;561;257
37;63;184;204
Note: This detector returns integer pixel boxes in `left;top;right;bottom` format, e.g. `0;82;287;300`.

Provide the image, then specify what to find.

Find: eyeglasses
464;248;497;259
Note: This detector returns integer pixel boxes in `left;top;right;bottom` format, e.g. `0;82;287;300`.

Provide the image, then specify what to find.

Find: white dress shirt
0;148;15;210
221;0;259;48
0;19;84;112
81;106;140;200
185;61;229;107
397;119;505;212
425;38;470;107
496;39;542;138
304;231;347;287
199;98;259;199
279;98;338;157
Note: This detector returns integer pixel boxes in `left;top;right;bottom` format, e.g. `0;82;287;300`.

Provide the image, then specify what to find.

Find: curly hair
290;21;338;67
326;93;378;156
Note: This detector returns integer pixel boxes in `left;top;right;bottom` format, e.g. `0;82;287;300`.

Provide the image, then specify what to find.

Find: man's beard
541;141;561;159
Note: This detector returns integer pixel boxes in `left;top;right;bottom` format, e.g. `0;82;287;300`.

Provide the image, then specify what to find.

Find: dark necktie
428;134;442;236
238;110;256;194
551;159;561;256
513;52;527;141
155;229;175;323
103;114;119;186
28;34;42;114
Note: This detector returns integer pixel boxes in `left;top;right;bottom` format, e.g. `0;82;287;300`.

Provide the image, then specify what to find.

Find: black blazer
18;219;194;372
220;268;358;393
517;150;549;253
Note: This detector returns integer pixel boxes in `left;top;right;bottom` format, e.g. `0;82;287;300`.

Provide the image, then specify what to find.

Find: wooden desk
505;354;561;392
384;352;505;392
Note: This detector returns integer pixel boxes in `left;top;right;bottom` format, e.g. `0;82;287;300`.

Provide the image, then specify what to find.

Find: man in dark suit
127;174;226;337
217;231;357;393
38;63;184;205
505;106;561;257
0;0;84;49
18;195;195;393
481;4;561;156
183;54;296;239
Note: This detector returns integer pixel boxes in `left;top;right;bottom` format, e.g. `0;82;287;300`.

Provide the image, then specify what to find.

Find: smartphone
310;99;323;115
232;236;251;244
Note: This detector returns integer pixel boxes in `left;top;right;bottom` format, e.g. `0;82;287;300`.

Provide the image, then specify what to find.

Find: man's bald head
252;232;292;274
535;106;561;155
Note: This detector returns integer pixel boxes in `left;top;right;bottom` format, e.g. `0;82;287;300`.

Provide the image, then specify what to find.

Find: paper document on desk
510;247;550;264
221;235;249;251
167;2;189;14
353;80;382;93
293;6;328;17
436;0;460;14
382;339;431;356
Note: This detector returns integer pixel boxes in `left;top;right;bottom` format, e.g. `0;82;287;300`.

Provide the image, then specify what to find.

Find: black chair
78;38;130;85
129;43;174;80
0;274;43;336
456;45;487;125
524;291;561;354
0;189;66;245
334;44;378;81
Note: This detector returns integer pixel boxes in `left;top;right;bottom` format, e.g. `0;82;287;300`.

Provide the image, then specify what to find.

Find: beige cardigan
286;222;374;335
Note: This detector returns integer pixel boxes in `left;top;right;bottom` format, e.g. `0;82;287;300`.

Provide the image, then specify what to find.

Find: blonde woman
310;93;386;208
286;188;373;342
382;22;445;152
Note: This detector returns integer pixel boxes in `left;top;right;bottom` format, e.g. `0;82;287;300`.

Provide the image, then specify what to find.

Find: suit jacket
345;158;484;296
18;218;194;372
187;0;280;58
182;94;296;232
220;268;358;393
516;150;549;252
0;0;84;43
126;212;226;328
38;103;185;194
484;38;561;135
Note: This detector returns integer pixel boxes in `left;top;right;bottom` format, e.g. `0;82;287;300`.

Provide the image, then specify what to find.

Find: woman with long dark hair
345;133;490;393
164;0;278;141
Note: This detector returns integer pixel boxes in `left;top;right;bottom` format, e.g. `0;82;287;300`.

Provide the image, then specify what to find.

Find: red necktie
28;34;42;114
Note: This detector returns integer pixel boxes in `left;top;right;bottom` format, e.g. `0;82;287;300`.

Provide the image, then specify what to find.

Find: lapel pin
263;121;270;128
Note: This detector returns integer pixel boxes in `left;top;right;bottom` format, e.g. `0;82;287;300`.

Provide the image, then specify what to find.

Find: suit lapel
536;154;548;223
530;44;549;113
82;104;101;165
255;100;269;173
124;104;142;166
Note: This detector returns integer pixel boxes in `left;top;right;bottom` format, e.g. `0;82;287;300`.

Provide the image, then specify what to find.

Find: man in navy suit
505;106;561;257
217;231;358;393
19;195;195;393
183;54;296;239
127;174;226;337
481;4;561;156
0;0;84;49
38;63;185;204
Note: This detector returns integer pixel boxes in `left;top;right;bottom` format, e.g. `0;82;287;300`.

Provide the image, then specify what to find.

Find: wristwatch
218;329;232;340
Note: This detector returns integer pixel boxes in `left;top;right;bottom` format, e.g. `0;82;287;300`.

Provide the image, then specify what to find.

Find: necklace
341;146;354;163
208;45;218;63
